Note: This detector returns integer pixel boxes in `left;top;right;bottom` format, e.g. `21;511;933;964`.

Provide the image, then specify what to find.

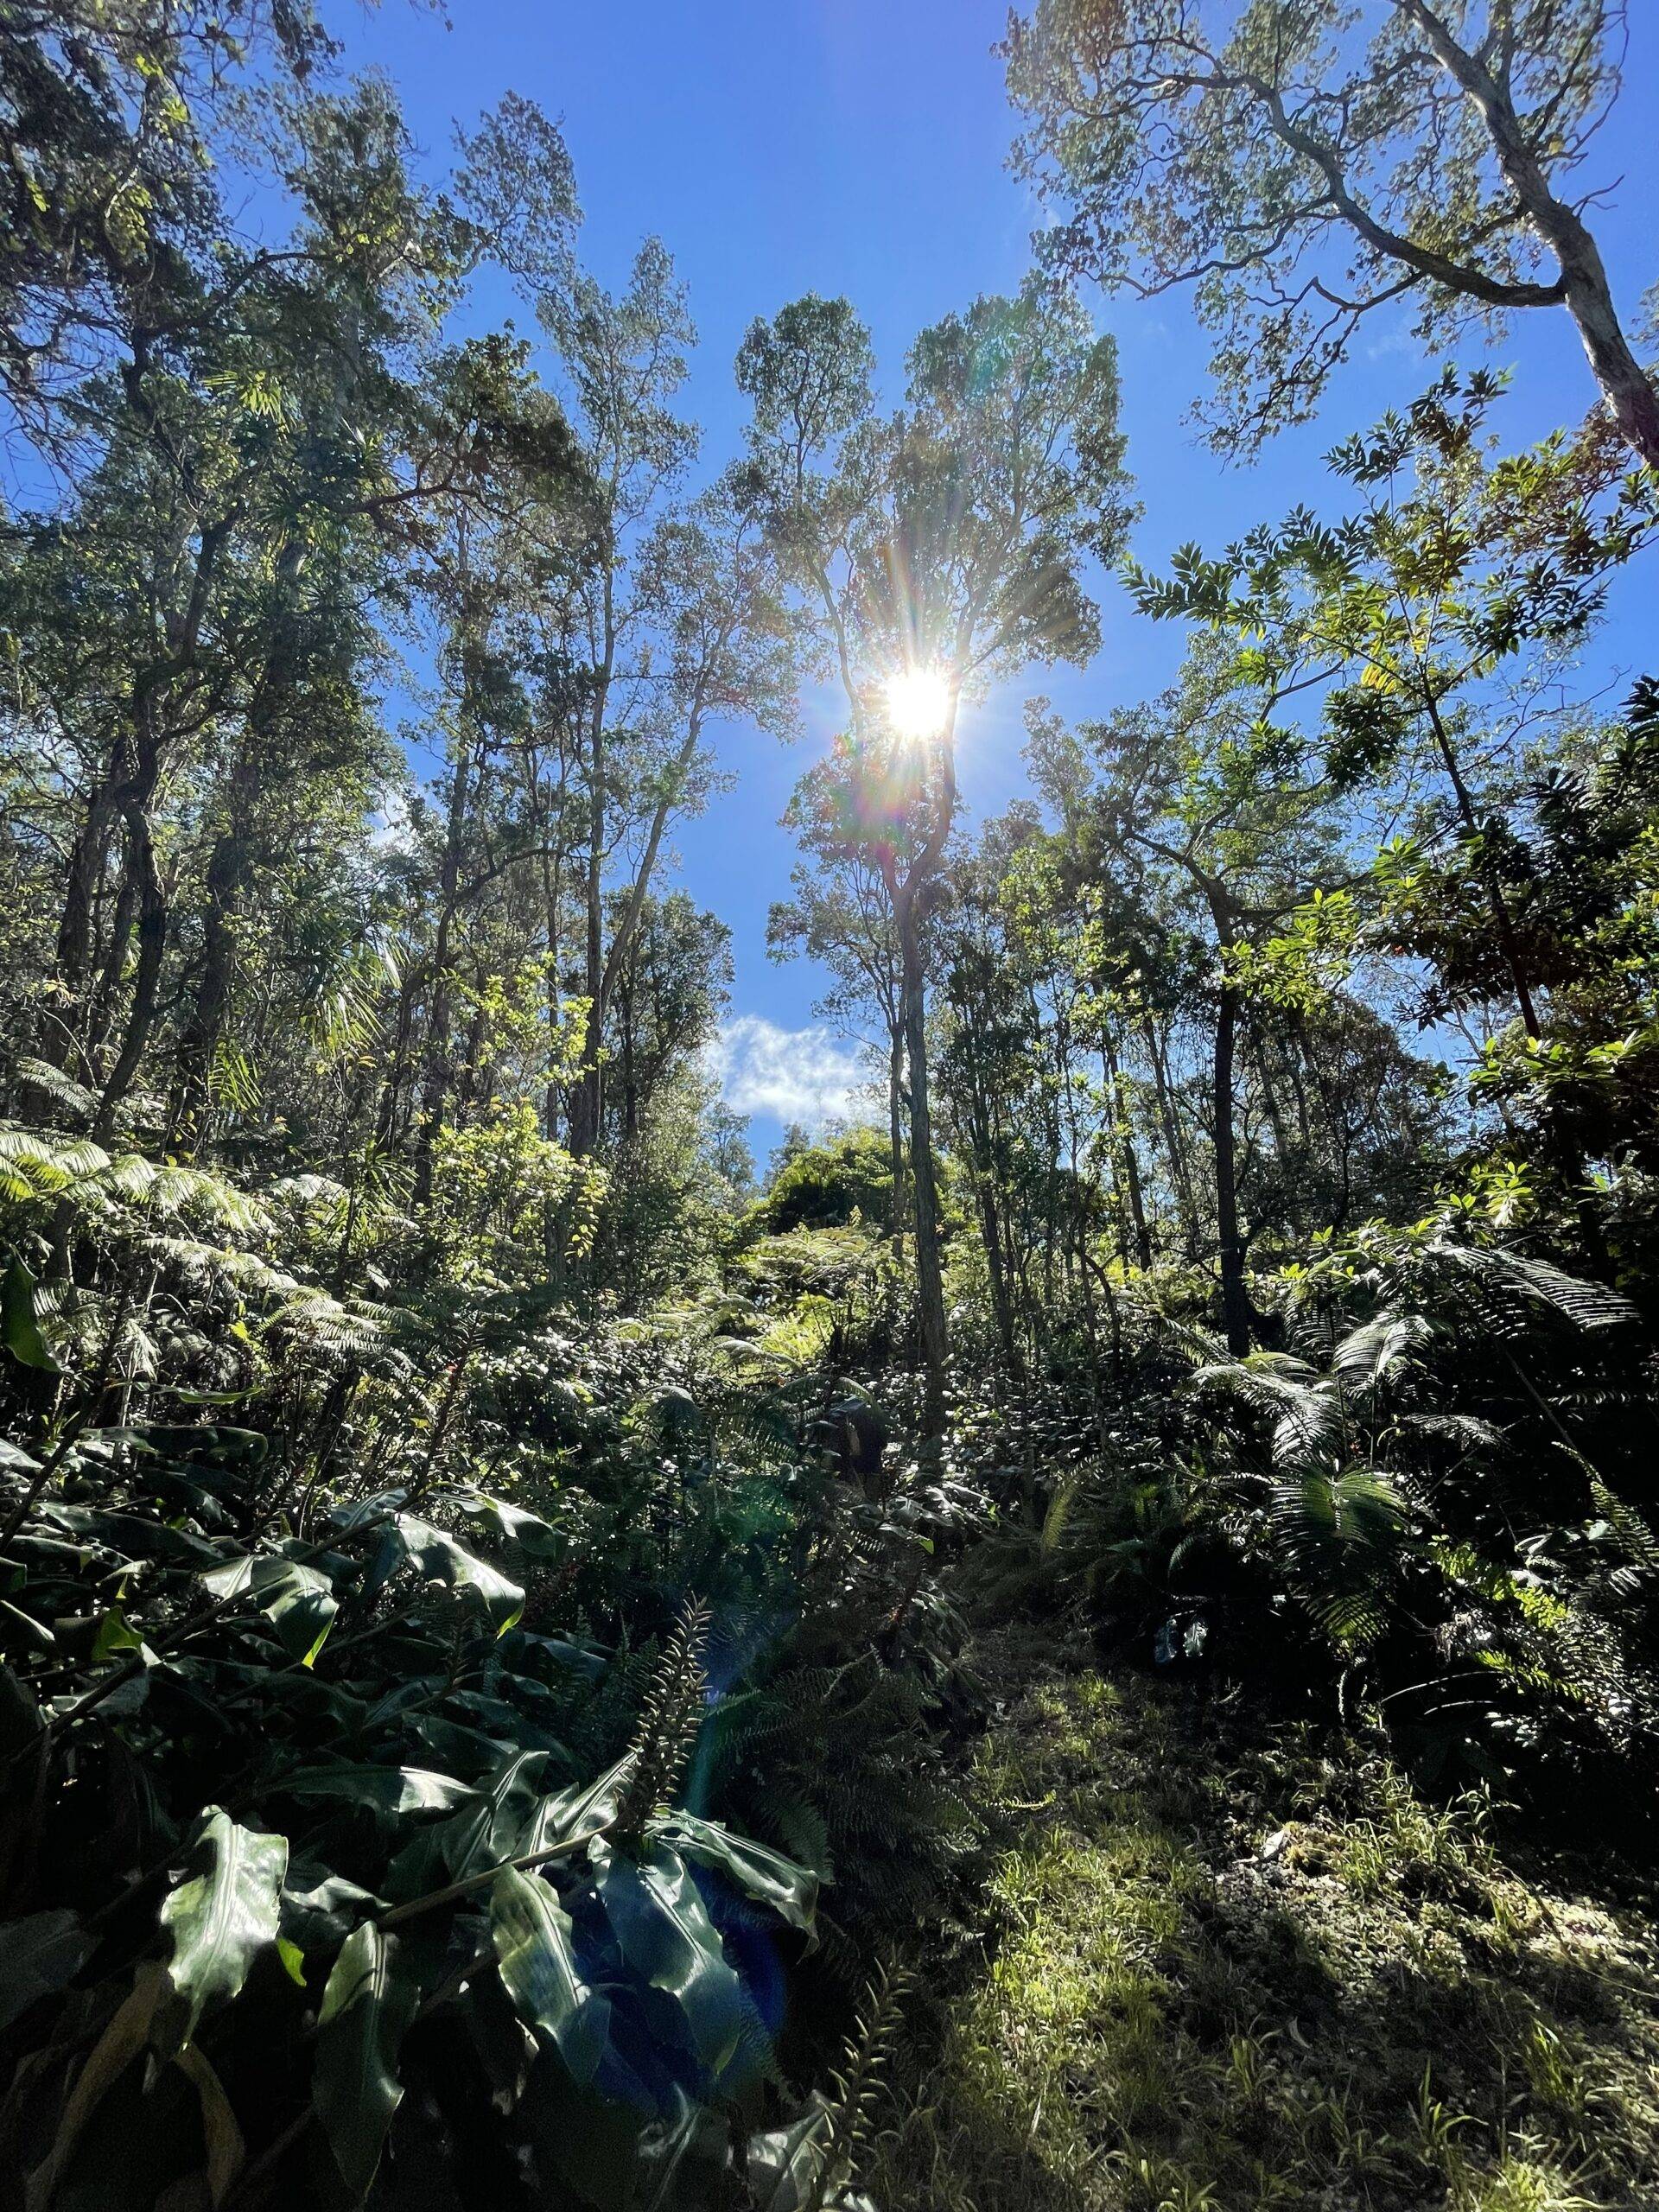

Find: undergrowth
870;1656;1659;2212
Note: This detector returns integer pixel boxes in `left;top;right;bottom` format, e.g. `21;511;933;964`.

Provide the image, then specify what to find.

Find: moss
871;1667;1659;2212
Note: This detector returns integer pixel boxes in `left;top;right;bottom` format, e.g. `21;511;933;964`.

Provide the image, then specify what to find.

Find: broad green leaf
158;1808;287;2050
328;1488;408;1533
452;1490;563;1560
635;2088;734;2212
141;1424;268;1469
3;1256;61;1372
275;1765;477;1816
0;1909;91;2033
394;1513;524;1631
313;1923;419;2202
25;1964;166;2212
43;1503;221;1566
594;1842;744;2075
200;1554;338;1666
0;1599;55;1654
282;1867;385;1952
385;1747;550;1899
748;2104;875;2212
520;2054;646;2212
173;2042;245;2205
746;2105;831;2212
90;1605;146;1665
507;1629;608;1680
489;1866;609;2084
651;1811;818;1939
520;1753;631;1857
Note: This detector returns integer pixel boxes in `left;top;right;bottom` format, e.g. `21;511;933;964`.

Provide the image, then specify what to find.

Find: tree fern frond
1429;1242;1638;1333
11;1058;99;1122
1331;1311;1431;1395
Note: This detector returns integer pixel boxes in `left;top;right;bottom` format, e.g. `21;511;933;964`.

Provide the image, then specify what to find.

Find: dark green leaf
313;1923;420;2203
519;1752;631;1856
651;1811;818;1940
3;1255;61;1371
747;2106;833;2212
385;1747;550;1899
0;1909;91;2033
594;1842;743;2075
199;1554;338;1666
452;1490;563;1560
489;1866;609;2084
394;1513;525;1631
274;1765;477;1817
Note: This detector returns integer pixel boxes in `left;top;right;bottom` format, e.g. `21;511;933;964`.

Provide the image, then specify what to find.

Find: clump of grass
870;1667;1659;2212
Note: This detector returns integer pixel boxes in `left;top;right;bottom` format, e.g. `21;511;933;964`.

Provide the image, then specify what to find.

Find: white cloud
710;1015;876;1131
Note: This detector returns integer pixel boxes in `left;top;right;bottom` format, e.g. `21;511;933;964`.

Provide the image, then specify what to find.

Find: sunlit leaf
158;1808;287;2049
489;1866;610;2084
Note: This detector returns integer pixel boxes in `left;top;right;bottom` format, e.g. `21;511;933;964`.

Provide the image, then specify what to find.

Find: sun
885;666;952;743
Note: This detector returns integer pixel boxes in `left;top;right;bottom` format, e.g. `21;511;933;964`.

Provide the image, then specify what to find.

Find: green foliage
1007;1;1655;466
755;1129;895;1236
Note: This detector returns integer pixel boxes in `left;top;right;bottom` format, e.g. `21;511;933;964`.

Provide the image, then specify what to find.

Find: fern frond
1429;1242;1637;1333
1332;1311;1431;1395
11;1058;99;1122
613;1601;711;1850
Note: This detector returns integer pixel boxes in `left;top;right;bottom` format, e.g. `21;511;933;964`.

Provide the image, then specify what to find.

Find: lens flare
884;666;951;742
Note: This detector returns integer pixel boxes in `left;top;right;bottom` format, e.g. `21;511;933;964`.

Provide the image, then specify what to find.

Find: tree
540;251;794;1157
1132;372;1656;1051
769;749;909;1251
0;1;332;453
1007;1;1659;465
1028;645;1341;1351
741;275;1133;1430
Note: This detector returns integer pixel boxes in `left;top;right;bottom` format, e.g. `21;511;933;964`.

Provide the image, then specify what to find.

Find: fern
805;1960;911;2212
612;1600;712;1849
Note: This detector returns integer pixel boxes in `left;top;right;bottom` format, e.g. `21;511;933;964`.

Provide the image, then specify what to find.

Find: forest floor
869;1637;1659;2212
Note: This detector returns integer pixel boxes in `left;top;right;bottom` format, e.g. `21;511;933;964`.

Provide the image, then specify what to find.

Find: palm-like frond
1191;1349;1344;1470
1268;1467;1410;1647
1428;1242;1638;1334
1331;1311;1431;1395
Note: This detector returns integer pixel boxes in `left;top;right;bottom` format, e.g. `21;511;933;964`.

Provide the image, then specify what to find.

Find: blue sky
342;0;1659;1160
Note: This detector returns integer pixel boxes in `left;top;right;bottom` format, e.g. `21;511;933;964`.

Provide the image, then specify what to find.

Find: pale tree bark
1400;0;1659;470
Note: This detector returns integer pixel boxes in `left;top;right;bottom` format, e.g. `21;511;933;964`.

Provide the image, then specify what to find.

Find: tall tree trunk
412;740;475;1212
1208;893;1251;1357
570;717;702;1159
1213;976;1249;1357
1102;1025;1152;1270
48;779;122;1075
569;742;607;1157
953;986;1020;1381
620;983;639;1144
172;817;249;1148
1143;1012;1198;1258
887;1020;906;1256
899;898;947;1435
539;820;567;1145
86;860;137;1066
93;807;167;1138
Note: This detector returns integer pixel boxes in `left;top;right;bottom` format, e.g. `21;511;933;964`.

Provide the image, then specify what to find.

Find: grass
868;1657;1659;2212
